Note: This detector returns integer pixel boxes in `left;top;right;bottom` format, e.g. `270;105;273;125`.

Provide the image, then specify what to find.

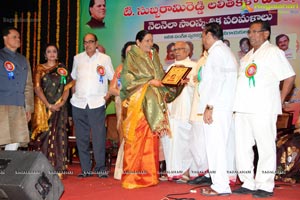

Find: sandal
159;175;168;181
201;187;230;196
175;175;189;184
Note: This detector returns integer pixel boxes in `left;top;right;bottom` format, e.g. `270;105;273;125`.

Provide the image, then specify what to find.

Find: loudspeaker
0;151;64;200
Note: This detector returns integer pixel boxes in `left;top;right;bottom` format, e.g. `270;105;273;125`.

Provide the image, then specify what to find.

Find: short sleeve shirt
234;41;295;114
71;51;114;109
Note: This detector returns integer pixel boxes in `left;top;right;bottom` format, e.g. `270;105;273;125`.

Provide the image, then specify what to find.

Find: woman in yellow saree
120;30;182;189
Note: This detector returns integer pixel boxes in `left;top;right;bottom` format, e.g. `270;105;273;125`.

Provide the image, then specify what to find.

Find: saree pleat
122;84;158;189
122;90;159;188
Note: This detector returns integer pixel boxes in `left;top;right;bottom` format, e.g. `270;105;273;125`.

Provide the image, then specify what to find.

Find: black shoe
94;169;109;178
233;187;256;195
252;189;273;198
98;173;109;178
187;176;212;185
77;172;93;178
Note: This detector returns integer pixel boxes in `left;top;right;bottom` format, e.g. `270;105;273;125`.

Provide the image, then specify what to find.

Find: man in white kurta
198;22;238;196
233;20;295;198
161;41;197;182
188;50;237;187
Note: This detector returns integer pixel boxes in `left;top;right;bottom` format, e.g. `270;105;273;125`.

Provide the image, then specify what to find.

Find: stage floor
60;163;300;200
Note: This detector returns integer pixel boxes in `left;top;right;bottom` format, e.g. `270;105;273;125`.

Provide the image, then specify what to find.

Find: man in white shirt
71;33;114;178
233;20;295;198
188;49;237;185
161;41;197;182
197;22;238;196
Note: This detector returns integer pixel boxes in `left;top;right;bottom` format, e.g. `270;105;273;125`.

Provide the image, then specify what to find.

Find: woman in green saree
120;30;183;189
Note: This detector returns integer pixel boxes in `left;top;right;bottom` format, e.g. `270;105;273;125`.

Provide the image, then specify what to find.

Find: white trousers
161;118;193;178
203;111;233;193
235;113;277;192
227;119;237;183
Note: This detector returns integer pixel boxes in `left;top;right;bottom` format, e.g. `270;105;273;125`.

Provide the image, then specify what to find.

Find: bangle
48;104;52;109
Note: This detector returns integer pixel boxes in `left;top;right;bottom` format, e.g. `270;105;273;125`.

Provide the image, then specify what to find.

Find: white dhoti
189;120;208;176
113;140;124;180
161;119;193;178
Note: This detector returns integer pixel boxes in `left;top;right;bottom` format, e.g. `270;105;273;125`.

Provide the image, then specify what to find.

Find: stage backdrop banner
79;0;300;113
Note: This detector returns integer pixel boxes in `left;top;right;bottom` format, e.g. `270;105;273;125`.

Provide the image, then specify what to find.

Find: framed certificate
162;65;192;86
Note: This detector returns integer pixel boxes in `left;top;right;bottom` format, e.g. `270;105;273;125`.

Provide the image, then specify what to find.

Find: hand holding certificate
162;65;191;86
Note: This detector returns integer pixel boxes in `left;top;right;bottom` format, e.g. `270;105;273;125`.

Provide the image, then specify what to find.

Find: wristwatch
206;105;213;110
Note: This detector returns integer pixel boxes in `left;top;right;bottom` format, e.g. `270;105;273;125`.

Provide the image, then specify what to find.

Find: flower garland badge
57;65;68;85
97;65;105;83
4;61;15;80
245;63;257;87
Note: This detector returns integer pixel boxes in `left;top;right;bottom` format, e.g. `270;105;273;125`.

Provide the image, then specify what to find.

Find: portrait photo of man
275;34;294;59
86;0;106;29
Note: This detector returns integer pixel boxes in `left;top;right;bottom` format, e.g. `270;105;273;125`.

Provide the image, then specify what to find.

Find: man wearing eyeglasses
161;41;197;183
71;33;114;178
233;20;295;198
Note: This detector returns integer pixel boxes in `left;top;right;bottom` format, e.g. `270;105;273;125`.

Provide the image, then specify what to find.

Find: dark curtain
0;0;79;69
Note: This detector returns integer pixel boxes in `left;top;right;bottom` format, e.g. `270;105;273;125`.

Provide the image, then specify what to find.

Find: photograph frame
161;65;192;86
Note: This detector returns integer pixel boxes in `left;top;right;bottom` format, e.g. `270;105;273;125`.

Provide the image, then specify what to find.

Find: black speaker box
0;151;64;200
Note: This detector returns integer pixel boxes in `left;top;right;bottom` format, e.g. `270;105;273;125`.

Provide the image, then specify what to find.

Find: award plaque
162;65;192;86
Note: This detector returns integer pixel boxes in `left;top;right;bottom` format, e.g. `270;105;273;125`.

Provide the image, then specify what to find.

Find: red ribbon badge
57;67;68;84
97;65;105;83
57;67;68;76
4;61;15;72
245;63;257;87
4;61;15;80
97;65;105;76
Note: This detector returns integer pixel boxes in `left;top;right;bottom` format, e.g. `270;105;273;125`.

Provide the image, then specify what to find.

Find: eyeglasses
173;48;186;52
83;40;95;45
247;30;266;35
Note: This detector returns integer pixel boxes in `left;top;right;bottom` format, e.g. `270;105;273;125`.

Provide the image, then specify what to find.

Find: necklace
43;62;57;69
